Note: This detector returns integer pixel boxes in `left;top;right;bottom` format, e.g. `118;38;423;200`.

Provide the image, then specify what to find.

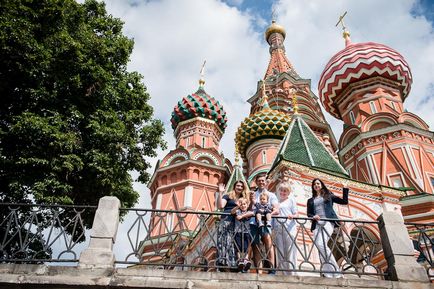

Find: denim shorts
249;224;271;245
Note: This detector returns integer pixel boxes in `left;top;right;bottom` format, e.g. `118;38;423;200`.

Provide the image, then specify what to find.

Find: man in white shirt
249;173;279;274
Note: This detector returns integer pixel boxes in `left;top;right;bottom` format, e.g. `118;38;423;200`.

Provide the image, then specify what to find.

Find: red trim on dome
318;42;412;119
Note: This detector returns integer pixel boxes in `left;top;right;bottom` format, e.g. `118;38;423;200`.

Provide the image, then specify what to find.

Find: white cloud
102;0;433;197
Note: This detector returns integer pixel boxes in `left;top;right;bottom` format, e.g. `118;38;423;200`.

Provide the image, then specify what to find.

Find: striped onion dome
171;86;227;131
318;42;412;119
235;108;291;158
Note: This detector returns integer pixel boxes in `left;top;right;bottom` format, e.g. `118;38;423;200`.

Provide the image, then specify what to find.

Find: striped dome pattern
318;42;412;119
235;109;290;157
171;87;227;131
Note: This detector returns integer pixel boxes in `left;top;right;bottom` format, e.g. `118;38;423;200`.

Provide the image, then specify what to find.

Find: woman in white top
274;182;298;275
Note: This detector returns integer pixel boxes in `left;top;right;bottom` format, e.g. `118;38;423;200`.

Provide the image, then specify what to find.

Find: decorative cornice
339;123;434;157
174;116;223;136
269;160;403;202
148;159;228;189
152;178;220;195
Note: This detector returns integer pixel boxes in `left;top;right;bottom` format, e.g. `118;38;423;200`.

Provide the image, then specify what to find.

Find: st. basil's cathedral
143;18;434;267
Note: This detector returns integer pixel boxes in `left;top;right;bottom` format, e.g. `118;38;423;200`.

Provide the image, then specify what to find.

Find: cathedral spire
264;20;299;79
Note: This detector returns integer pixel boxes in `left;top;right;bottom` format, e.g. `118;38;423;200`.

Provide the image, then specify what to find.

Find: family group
216;173;349;277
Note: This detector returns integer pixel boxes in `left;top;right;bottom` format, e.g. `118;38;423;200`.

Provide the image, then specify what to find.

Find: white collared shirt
275;196;298;232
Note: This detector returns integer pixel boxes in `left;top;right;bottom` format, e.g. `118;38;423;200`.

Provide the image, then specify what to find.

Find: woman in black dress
216;180;249;269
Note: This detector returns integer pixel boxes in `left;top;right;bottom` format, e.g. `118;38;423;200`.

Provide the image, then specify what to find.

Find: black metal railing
405;222;433;280
0;203;97;264
115;208;386;278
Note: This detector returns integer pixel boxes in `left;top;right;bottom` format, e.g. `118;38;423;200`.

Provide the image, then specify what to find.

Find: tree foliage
0;0;166;208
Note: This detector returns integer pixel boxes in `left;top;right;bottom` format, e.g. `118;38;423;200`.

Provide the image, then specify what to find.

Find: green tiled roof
273;115;348;176
224;164;247;194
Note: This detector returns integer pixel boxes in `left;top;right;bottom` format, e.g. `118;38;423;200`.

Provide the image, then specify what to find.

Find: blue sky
224;0;434;32
411;0;434;23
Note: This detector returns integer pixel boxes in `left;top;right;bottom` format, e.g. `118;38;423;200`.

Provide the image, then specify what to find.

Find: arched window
202;137;206;148
170;172;177;184
369;101;377;114
193;169;200;180
390;101;396;111
181;169;187;179
349;111;356;124
161;175;167;186
203;172;210;183
389;174;404;188
262;150;267;164
213;174;220;185
185;137;190;147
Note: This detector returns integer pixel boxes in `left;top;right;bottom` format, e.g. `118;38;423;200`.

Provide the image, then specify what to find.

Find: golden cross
199;60;206;86
271;7;277;22
335;11;348;30
200;60;206;78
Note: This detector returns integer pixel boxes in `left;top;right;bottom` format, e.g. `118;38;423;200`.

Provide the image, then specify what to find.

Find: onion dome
235;107;290;158
171;86;227;131
318;42;412;119
265;20;286;44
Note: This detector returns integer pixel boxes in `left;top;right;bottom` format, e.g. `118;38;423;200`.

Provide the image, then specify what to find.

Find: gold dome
265;20;286;43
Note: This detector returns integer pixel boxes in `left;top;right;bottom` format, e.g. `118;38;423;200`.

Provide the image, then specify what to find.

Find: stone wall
0;264;431;289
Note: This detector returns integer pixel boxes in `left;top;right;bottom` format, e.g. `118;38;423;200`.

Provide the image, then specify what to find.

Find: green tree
0;0;166;208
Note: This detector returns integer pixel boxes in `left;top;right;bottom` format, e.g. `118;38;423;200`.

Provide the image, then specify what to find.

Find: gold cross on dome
271;7;276;22
335;11;348;30
199;60;206;86
200;60;206;78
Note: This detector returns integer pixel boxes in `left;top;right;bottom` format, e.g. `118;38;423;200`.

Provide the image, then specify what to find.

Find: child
254;192;273;228
234;198;254;272
274;182;298;275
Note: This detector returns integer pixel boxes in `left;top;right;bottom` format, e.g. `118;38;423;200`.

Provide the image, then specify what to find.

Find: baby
254;192;273;228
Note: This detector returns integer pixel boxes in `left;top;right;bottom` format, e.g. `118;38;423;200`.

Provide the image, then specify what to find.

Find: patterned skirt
216;218;237;268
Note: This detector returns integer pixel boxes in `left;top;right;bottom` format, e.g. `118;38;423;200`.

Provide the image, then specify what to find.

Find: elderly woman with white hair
274;181;298;275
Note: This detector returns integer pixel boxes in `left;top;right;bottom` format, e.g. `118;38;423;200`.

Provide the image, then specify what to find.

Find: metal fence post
79;196;120;269
377;211;429;282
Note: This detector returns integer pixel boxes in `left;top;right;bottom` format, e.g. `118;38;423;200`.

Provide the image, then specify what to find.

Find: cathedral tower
318;27;434;222
236;20;338;183
147;76;231;229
